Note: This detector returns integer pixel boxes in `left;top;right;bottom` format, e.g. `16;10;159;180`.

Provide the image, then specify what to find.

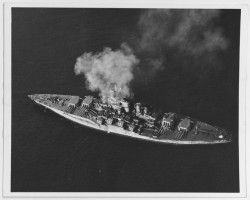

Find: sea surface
11;8;240;192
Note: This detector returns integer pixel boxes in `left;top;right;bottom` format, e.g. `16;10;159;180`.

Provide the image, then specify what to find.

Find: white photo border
2;0;249;199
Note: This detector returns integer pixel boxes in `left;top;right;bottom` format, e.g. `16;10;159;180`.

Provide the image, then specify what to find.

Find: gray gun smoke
136;9;228;73
75;9;228;98
74;43;139;98
138;9;228;54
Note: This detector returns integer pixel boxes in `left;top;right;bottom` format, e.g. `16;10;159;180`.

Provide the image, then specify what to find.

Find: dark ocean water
11;8;240;192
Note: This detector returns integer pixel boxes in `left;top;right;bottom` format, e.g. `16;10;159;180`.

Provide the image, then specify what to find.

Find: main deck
28;94;232;144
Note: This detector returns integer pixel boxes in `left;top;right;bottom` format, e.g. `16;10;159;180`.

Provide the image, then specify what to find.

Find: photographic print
4;4;245;197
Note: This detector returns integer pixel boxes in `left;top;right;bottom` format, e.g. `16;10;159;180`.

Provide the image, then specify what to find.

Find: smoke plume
75;9;229;97
74;43;139;98
136;9;228;76
138;9;228;54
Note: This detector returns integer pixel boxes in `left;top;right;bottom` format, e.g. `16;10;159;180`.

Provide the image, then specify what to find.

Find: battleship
28;91;232;144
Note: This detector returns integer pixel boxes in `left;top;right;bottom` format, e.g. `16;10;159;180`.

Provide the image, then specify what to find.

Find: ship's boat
28;94;232;144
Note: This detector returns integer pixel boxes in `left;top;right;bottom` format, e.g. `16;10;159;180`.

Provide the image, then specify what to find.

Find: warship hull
31;95;231;145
